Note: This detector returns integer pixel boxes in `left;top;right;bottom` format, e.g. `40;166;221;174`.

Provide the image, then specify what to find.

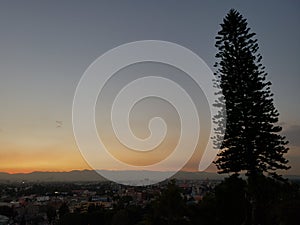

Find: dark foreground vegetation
55;177;299;225
1;177;299;225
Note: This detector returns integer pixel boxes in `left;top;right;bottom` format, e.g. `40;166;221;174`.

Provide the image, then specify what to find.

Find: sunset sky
0;1;299;175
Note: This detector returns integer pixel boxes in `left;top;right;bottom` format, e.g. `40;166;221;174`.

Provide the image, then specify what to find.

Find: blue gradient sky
0;1;299;174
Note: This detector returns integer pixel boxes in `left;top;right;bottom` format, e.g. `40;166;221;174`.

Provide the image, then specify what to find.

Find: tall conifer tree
213;9;290;178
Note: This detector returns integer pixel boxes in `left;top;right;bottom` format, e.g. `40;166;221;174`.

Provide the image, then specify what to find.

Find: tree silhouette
153;180;187;225
213;9;290;178
214;175;247;225
213;9;291;225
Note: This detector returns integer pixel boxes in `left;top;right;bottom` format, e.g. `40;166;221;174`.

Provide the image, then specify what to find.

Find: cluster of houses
0;179;219;225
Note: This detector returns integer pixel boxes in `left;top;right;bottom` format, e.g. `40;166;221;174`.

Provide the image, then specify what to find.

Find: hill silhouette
0;170;226;183
0;170;298;183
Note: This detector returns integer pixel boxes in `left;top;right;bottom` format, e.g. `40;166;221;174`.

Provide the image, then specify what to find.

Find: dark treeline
0;178;299;225
56;178;300;225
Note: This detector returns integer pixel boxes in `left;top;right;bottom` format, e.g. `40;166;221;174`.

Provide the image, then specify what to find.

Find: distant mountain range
0;170;226;183
0;170;298;183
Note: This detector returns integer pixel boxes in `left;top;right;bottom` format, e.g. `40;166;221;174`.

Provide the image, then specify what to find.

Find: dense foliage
213;9;289;178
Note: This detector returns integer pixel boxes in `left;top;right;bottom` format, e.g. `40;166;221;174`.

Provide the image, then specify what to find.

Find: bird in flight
56;121;63;128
